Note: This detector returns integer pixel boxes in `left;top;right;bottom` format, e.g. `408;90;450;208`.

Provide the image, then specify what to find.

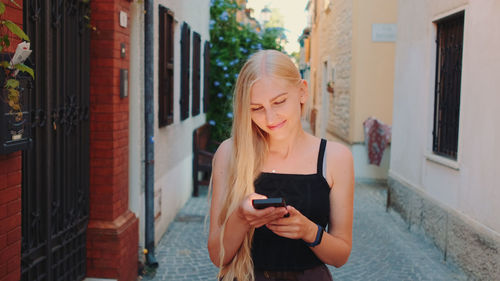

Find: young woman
208;50;354;281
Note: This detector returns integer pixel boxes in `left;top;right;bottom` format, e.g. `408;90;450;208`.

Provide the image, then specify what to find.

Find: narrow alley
143;182;467;281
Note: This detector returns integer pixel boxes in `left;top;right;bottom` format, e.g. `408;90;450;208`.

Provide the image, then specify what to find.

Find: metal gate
21;0;91;280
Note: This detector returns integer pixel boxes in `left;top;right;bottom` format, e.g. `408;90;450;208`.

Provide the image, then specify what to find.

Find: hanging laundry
363;117;391;166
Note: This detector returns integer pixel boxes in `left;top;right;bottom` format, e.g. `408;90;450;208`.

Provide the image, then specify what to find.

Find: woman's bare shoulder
325;140;353;162
324;140;354;188
214;138;232;161
213;138;233;174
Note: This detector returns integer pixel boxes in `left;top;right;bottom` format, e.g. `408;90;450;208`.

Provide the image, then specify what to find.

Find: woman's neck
267;127;307;159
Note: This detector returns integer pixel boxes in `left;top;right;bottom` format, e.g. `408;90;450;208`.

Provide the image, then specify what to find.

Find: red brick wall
0;3;24;281
86;1;138;280
89;0;131;222
2;2;23;54
0;153;22;281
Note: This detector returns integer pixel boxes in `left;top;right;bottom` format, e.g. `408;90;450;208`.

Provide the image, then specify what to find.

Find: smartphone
252;197;286;209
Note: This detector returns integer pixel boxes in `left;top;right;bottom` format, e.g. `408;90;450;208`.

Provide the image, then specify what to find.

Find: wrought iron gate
21;1;91;280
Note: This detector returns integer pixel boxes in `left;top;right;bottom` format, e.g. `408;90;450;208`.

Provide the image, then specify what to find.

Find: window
180;22;191;121
203;41;210;113
158;7;174;127
432;12;464;160
192;32;201;116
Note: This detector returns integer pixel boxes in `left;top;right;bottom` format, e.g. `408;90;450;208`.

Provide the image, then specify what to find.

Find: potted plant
0;0;35;154
326;80;334;94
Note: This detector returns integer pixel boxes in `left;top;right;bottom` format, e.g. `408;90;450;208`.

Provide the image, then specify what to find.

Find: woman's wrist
303;221;318;244
305;224;324;247
234;205;251;229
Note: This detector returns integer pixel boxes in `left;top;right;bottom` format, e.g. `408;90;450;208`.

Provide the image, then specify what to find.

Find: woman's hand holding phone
238;193;288;228
265;205;317;243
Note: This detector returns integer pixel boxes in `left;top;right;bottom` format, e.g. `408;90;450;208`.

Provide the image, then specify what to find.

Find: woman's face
249;76;307;139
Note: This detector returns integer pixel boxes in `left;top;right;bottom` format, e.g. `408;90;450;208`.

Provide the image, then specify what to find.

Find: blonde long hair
217;50;303;281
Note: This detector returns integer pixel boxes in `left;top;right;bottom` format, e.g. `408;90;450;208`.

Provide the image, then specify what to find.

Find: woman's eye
251;107;263;111
274;99;286;105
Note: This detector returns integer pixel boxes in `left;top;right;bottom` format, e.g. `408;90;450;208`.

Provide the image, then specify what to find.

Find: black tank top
252;139;331;271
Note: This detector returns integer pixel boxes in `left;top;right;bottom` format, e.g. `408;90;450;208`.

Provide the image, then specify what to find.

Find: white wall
129;0;211;247
153;0;211;243
129;1;145;247
390;0;500;233
352;144;390;181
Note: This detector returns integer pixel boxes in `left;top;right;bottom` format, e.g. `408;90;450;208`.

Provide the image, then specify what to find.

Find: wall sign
120;11;128;28
372;24;397;42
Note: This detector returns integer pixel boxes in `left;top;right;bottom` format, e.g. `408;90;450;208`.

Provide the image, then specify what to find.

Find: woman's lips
267;120;286;130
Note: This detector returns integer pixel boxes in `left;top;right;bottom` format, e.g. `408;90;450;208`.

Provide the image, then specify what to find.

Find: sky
246;0;309;54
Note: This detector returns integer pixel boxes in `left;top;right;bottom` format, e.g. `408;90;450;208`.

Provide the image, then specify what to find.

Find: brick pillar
86;1;138;280
0;3;24;281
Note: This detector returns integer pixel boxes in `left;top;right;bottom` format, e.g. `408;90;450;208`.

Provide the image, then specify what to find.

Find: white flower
10;42;32;66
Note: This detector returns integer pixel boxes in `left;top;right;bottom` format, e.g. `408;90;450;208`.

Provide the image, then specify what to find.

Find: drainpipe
144;0;158;268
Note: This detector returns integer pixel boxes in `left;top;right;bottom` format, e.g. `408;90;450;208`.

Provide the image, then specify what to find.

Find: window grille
432;12;464;160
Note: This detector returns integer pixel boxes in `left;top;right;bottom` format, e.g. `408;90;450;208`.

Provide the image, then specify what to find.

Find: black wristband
305;224;324;247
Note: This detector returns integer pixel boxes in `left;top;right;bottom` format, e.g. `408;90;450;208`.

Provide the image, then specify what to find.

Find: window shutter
192;32;201;116
203;41;210;113
180;22;191;121
159;7;174;127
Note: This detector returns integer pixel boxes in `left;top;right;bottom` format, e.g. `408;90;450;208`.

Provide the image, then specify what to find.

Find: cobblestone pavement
143;182;467;281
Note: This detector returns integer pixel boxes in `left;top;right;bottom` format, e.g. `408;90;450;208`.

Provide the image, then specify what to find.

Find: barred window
158;6;174;127
432;12;464;160
180;22;191;121
192;32;201;116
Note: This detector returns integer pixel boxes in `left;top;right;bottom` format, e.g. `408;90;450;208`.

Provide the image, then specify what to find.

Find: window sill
425;152;460;171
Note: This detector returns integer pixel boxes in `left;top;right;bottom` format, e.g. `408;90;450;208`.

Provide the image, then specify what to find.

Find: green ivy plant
208;0;285;143
0;0;35;121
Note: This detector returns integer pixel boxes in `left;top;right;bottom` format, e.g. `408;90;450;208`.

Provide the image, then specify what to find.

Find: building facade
0;1;138;280
0;0;210;280
128;0;210;247
389;0;500;279
305;0;397;181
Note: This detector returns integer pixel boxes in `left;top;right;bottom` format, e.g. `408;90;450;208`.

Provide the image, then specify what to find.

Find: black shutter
203;41;210;113
192;32;201;116
159;7;174;127
180;22;191;121
432;12;464;160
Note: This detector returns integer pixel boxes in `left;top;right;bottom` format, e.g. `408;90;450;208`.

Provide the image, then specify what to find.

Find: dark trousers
254;264;333;281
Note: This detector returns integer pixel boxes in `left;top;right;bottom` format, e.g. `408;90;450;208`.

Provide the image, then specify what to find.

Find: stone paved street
143;182;467;281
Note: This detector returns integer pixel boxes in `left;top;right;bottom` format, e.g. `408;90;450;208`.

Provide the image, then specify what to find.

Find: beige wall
325;0;353;141
309;0;353;140
308;0;396;143
306;0;396;180
350;0;397;142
